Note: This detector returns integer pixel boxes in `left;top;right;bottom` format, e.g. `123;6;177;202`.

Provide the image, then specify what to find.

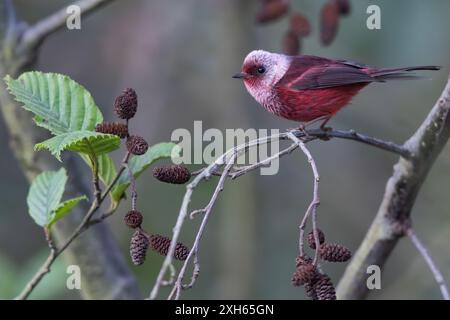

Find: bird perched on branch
233;50;440;129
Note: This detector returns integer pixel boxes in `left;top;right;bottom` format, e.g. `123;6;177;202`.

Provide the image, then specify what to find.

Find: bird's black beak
232;72;248;79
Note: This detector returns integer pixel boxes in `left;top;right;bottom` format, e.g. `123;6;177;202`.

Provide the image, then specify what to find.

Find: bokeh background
1;0;450;299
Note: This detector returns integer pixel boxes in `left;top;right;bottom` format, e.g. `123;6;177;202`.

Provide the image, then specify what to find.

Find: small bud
315;273;336;300
124;210;143;229
319;243;352;262
153;165;191;184
149;234;190;261
126;135;148;155
95;122;128;139
256;0;289;24
130;230;149;265
320;0;340;46
114;88;138;120
282;30;300;55
292;264;317;286
307;229;326;249
336;0;351;16
289;12;311;37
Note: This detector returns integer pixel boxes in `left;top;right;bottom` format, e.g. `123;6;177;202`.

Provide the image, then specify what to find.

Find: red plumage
234;50;440;127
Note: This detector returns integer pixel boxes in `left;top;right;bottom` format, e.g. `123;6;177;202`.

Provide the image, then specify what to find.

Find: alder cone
292;264;317;286
124;210;143;229
289;12;311;37
256;0;289;24
319;243;352;262
282;30;300;55
127;135;149;155
153;165;191;184
304;281;318;300
130;230;149;265
114;88;137;119
320;0;340;46
95;122;128;139
149;234;190;261
315;274;336;300
307;229;325;249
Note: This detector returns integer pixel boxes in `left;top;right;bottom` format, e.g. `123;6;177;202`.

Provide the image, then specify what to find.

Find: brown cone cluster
293;228;352;300
127;135;149;155
149;234;190;261
130;230;149;265
255;0;351;53
124;210;143;229
292;254;336;300
95;122;129;139
292;256;336;300
153;165;191;184
114;88;138;120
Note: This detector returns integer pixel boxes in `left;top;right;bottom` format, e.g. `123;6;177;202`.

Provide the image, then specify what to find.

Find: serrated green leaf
4;72;103;135
35;131;120;161
27;168;67;227
111;142;180;202
48;195;87;228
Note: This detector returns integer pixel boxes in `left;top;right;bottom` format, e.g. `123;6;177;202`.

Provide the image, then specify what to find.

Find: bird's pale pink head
233;50;291;88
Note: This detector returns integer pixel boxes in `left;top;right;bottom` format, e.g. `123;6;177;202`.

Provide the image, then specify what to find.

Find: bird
233;50;440;129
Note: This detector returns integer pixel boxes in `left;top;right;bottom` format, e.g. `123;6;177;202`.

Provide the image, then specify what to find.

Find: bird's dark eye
257;66;266;74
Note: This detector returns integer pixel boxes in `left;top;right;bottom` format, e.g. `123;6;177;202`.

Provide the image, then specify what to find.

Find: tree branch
20;0;113;50
337;76;450;299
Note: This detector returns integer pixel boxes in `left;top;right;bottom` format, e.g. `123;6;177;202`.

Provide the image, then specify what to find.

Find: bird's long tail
370;65;441;81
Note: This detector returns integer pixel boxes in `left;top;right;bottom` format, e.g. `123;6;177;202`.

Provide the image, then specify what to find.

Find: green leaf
4;72;103;135
35;130;120;161
111;142;180;202
27;168;67;227
48;195;87;228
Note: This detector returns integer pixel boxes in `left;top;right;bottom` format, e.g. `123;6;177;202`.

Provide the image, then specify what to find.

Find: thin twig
407;228;450;300
286;132;321;264
168;154;237;300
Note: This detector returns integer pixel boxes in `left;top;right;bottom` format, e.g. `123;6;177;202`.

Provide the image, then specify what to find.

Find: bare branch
168;154;237;300
407;228;450;300
287;132;321;264
337;76;450;299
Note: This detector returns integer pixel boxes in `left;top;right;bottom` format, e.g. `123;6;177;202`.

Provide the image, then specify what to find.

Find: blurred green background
1;0;450;299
